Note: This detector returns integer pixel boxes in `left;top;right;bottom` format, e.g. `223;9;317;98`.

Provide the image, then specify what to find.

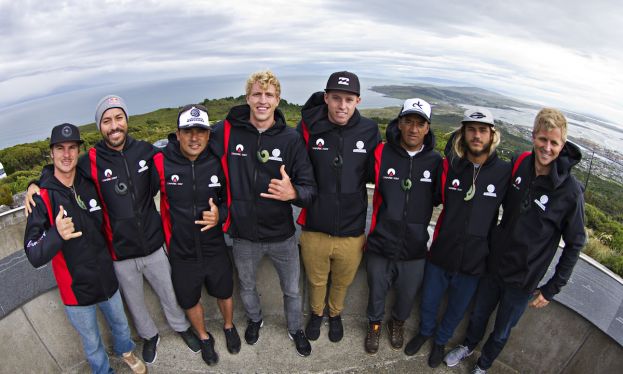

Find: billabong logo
483;184;497;197
138;160;148;173
209;175;221;187
420;170;432;182
535;194;549;211
338;77;350;85
353;140;366;153
88;199;101;212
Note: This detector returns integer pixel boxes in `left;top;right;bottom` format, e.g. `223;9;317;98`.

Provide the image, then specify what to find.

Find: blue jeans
419;261;480;345
232;234;302;333
463;275;532;370
65;290;135;374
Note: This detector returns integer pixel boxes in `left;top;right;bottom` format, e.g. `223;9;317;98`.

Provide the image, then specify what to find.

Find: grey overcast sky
1;0;622;123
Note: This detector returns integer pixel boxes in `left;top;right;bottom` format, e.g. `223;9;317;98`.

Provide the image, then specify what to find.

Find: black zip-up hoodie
367;118;442;260
296;91;381;237
155;133;228;260
77;136;164;260
210;104;316;242
430;130;511;275
489;143;586;300
24;166;118;306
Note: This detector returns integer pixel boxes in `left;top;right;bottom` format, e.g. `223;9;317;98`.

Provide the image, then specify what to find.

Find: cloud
0;0;621;122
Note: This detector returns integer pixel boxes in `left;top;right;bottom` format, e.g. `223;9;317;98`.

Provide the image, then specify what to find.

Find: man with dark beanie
364;98;441;354
297;71;381;343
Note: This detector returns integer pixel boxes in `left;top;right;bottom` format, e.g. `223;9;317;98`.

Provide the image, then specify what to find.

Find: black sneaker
199;332;219;366
179;327;201;353
404;333;430;356
328;315;343;342
224;325;241;354
142;334;160;364
428;343;445;368
244;319;263;345
305;313;323;341
288;330;312;357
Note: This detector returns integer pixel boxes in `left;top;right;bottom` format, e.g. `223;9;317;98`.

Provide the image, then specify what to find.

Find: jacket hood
226;104;287;134
537;140;582;189
164;132;211;163
385;117;436;157
301;91;362;134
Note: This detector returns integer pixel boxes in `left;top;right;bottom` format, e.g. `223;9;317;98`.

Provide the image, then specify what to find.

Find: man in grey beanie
26;95;201;365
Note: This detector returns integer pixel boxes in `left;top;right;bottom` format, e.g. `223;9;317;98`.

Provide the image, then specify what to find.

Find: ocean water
0;75;403;150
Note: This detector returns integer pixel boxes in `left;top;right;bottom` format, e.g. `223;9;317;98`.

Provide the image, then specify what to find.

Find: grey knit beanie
95;95;128;130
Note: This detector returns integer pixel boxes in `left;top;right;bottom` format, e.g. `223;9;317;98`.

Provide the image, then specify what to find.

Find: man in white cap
404;107;511;368
364;98;442;354
26;95;200;364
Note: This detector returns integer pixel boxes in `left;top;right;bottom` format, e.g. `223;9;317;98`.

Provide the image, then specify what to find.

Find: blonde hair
451;125;500;159
245;70;281;98
533;108;567;142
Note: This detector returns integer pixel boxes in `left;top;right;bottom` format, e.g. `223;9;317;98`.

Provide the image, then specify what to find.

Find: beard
463;137;492;158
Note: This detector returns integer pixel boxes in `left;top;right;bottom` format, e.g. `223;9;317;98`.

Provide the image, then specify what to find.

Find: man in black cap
24;124;146;374
153;104;241;366
25;96;200;364
297;71;381;343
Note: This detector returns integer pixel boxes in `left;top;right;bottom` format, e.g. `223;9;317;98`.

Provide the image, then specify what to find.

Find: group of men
23;69;585;374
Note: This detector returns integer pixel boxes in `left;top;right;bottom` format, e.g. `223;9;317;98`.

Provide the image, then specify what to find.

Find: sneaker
224;325;241;354
328;315;343;342
179;327;201;353
199;332;219;366
471;364;487;374
244;319;263;345
365;321;382;355
444;345;473;367
428;343;445;368
288;330;312;357
387;319;404;350
305;313;323;341
122;351;147;374
404;333;429;356
142;334;159;364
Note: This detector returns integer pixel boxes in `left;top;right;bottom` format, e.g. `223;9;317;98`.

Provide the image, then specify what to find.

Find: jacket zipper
120;151;146;255
253;131;262;239
335;129;343;235
191;161;202;260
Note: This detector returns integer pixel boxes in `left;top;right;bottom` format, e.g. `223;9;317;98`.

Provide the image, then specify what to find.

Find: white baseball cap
178;105;211;130
462;107;495;127
399;98;431;122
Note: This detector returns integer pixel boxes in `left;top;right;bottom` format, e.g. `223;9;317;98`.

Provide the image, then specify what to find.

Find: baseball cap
325;71;360;96
462;107;495;126
177;104;211;130
50;123;83;147
399;98;432;122
95;95;128;130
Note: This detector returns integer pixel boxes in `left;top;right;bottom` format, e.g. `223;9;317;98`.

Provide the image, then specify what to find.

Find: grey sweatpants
113;246;189;339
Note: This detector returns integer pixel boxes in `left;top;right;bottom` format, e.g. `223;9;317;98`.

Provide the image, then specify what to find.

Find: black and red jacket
488;144;586;299
154;134;228;261
296;92;381;237
210;104;316;242
367;118;442;260
24;166;118;306
430;131;511;276
77;136;164;260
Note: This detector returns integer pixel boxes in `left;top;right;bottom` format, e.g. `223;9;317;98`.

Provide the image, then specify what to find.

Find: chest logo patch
383;168;398;181
269;148;283;162
420;170;432;183
101;168;117;183
312;138;329;151
89;199;101;212
483;184;497;197
535;194;549;211
232;144;247;157
209;175;221;187
449;178;462;191
353;140;366;153
138;160;148;173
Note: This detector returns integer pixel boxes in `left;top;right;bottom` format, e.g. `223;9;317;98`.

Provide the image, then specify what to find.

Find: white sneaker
471;364;487;374
444;344;473;367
